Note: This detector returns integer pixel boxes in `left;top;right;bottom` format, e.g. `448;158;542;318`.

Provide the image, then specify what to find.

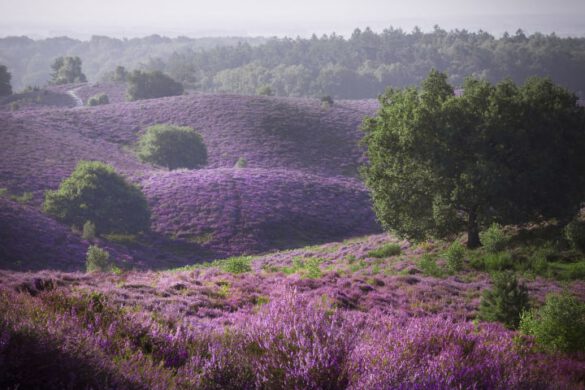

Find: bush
445;241;465;272
127;70;183;101
480;223;508;253
137;124;208;170
368;243;401;258
43;161;150;235
221;256;252;274
257;85;273;96
483;251;514;271
320;95;334;107
50;56;87;85
419;254;443;277
234;157;247;168
82;221;96;240
86;245;112;273
520;292;585;353
87;93;109;106
564;220;585;252
478;271;529;329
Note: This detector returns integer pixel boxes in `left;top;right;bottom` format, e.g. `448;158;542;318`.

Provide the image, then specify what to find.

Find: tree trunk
467;209;481;249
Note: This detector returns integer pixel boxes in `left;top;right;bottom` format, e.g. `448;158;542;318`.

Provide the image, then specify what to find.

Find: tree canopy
0;64;12;96
137;124;208;170
43;161;150;234
126;70;183;101
50;56;87;85
362;70;585;248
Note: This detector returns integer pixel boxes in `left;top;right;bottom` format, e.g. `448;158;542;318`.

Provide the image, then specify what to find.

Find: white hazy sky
1;0;585;39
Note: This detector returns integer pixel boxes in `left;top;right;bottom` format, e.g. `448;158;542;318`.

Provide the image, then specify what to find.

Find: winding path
66;87;84;108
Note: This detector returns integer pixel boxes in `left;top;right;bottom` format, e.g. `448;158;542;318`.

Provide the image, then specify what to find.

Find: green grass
172;255;253;274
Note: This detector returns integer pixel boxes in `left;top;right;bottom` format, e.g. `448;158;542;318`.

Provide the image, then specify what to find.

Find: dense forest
2;26;585;98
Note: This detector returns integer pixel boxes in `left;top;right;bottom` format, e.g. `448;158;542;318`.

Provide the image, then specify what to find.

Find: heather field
1;82;585;388
0;86;380;269
1;234;585;389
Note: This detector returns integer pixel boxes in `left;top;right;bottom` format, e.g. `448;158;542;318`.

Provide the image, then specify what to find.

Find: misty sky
1;0;585;39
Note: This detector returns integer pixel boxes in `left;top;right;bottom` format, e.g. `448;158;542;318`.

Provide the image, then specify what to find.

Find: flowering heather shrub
521;292;585;354
478;271;530;329
44;161;150;235
137;124;208;170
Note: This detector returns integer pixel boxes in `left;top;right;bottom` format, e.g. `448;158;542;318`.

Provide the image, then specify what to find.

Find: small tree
362;70;585;248
126;70;183;101
50;56;87;85
478;271;530;329
0;64;12;96
44;161;150;234
137;124;208;170
86;245;111;273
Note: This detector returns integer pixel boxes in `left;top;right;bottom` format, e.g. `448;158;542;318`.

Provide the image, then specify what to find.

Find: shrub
257;85;273;96
520;292;585;353
419;254;443;277
482;251;514;271
221;256;252;274
368;243;401;258
478;271;529;329
43;161;150;235
480;223;508;253
127;70;183;101
564;220;585;252
86;245;112;273
445;241;465;272
50;56;87;84
10;192;33;204
137;124;208;170
234;157;247;168
320;95;334;107
87;93;109;106
82;221;96;240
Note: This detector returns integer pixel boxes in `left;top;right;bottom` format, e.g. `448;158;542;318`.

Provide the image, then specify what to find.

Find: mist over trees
2;27;585;98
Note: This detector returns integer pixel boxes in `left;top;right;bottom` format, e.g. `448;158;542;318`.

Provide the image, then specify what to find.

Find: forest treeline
2;27;585;98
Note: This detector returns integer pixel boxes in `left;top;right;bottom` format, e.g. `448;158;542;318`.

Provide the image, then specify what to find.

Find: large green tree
50;56;87;84
362;70;585;248
0;64;12;96
44;161;150;234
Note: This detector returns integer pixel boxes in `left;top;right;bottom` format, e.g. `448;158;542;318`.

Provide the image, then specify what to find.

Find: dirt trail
66;87;84;108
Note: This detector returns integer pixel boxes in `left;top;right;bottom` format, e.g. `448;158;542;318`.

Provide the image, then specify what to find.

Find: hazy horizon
1;0;585;40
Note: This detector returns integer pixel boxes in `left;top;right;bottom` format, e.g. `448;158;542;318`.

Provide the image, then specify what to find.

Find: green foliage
564;220;585;253
126;70;183;101
320;95;334;107
50;56;87;85
0;188;7;197
43;161;150;235
482;252;514;272
82;221;96;240
137;124;207;170
445;241;465;272
478;272;530;329
419;254;444;277
87;93;109;106
256;85;273;96
362;71;585;249
234;157;247;168
221;256;252;274
520;293;585;353
480;224;508;253
86;245;112;273
10;192;33;204
367;243;401;258
0;64;12;96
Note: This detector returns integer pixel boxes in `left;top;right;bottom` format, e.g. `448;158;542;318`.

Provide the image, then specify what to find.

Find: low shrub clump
478;271;530;329
82;220;96;240
445;241;465;272
368;243;401;258
137;124;208;170
87;93;109;106
520;292;585;354
43;161;150;235
564;220;585;253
